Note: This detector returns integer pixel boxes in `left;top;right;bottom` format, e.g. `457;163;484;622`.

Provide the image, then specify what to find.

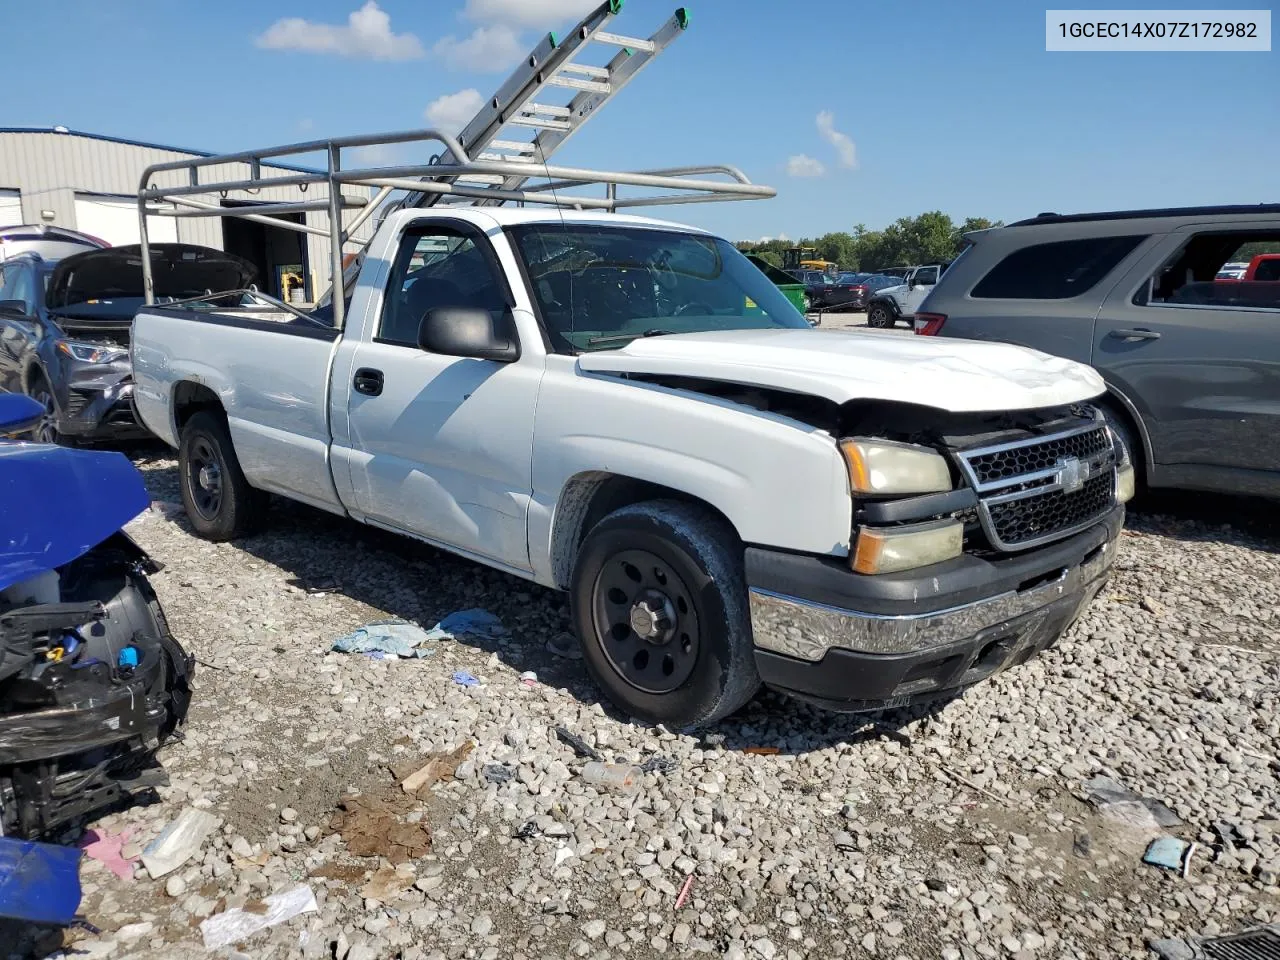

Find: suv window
379;227;508;345
1141;231;1280;311
913;266;939;285
0;263;35;314
971;235;1146;300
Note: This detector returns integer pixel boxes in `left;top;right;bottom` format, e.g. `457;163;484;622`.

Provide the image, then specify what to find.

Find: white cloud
757;233;791;243
816;111;857;170
432;24;524;72
463;0;597;28
425;89;485;134
255;1;424;60
786;154;826;178
348;142;411;166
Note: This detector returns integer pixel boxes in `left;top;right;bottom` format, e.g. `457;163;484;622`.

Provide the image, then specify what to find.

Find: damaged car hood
0;443;150;591
576;328;1105;413
47;243;257;309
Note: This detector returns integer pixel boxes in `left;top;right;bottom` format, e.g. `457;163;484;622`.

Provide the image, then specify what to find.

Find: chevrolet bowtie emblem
1056;456;1090;494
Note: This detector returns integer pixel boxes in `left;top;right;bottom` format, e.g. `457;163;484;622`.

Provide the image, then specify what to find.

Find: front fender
528;371;852;586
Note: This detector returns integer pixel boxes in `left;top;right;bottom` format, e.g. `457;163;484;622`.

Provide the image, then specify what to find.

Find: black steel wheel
178;410;268;541
571;500;760;728
592;548;701;694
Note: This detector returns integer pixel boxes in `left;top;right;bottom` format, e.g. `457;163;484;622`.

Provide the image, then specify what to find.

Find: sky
4;0;1277;241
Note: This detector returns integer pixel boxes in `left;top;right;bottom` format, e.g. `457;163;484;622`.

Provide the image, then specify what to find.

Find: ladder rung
560;62;611;80
593;31;655;53
509;116;572;131
548;75;612;94
478;152;538;163
454;175;506;185
523;102;572;118
489;140;538;154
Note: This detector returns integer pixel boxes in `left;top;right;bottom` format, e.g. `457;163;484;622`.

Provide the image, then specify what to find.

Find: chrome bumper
749;537;1115;662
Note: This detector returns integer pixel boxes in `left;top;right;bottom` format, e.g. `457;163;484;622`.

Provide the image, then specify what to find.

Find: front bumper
747;507;1122;712
56;375;150;440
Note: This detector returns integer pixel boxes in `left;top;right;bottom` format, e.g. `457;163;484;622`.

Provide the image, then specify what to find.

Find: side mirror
418;306;519;363
0;299;29;317
0;393;45;436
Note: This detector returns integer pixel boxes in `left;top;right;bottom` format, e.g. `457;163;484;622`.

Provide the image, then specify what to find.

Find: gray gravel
10;456;1279;960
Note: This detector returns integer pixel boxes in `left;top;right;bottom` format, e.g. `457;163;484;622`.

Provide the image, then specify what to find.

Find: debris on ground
332;620;437;659
743;746;781;756
1143;836;1194;872
545;634;582;660
395;742;475;795
483;763;515;784
1083;775;1182;832
0;836;82;925
199;884;319;949
452;669;480;686
78;828;138;881
580;761;642;794
423;608;508;642
360;863;416;901
329;792;432;863
519;670;538;687
555;726;603;761
674;873;695;910
308;862;369;882
639;754;678;775
140;807;219;880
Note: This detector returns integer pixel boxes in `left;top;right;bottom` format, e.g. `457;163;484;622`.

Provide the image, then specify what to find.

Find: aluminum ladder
407;0;690;208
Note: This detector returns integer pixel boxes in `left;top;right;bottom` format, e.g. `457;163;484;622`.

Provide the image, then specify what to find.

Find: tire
570;500;760;729
866;303;895;328
1100;401;1145;490
178;410;268;540
802;294;812;314
27;373;64;445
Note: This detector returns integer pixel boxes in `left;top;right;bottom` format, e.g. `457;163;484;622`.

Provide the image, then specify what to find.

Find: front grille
987;472;1113;548
65;390;93;418
965;425;1113;487
956;419;1118;552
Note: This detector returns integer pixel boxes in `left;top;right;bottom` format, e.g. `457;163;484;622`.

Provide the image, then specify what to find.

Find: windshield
509;224;811;353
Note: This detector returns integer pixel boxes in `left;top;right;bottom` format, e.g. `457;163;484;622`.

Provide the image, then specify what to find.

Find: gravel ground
9;455;1279;960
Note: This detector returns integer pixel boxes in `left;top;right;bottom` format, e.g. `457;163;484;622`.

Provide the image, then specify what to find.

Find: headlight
852;519;964;575
839;438;953;495
56;339;128;364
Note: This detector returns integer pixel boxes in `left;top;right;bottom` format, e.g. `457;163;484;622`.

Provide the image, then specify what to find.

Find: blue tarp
0;836;83;925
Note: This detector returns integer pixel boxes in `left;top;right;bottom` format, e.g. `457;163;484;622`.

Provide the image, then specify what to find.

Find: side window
971;235;1146;300
1141;231;1280;311
0;264;35;314
914;266;939;285
377;227;508;346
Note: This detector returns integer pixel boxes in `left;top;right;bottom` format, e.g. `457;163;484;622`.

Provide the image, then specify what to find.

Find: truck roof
391;206;716;236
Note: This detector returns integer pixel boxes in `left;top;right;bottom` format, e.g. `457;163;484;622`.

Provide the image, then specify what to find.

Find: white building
0;127;376;302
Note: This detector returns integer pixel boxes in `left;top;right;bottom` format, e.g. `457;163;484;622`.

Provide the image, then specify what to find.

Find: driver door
342;223;542;569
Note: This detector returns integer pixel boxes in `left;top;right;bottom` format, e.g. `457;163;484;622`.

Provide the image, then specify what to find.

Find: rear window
971;235;1146;300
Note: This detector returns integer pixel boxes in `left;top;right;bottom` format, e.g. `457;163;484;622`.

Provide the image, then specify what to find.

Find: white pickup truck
130;136;1134;730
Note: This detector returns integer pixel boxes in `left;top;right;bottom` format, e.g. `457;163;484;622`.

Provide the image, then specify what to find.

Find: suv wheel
570;500;760;729
28;375;63;445
867;303;895;328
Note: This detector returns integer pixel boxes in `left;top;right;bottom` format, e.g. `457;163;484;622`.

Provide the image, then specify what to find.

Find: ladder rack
135;128;775;329
398;1;692;212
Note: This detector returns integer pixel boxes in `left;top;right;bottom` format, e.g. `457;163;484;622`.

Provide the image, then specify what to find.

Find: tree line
737;211;1002;272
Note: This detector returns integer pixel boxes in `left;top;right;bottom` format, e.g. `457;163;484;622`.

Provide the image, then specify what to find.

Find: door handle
1108;328;1161;341
353;367;384;396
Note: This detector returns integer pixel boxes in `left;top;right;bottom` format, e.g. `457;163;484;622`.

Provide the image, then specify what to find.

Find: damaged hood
0;444;149;591
47;243;257;309
576;328;1105;413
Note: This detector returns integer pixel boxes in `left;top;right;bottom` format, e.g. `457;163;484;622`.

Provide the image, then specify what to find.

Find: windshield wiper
587;328;676;346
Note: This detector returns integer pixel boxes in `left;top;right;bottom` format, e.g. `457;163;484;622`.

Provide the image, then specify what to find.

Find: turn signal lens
840;438;953;495
852;519;964;575
1116;465;1136;504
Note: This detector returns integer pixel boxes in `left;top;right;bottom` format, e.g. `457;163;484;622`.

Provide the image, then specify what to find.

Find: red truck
1219;253;1280;282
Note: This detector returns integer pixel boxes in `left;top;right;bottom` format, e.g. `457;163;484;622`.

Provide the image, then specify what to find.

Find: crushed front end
748;401;1133;712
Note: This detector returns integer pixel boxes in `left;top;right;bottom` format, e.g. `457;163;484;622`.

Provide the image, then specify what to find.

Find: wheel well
549;472;740;589
22;362;50;392
172;382;224;435
1098;392;1149;482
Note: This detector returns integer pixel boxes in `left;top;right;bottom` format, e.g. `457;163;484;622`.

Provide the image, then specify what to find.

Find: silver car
914;204;1280;499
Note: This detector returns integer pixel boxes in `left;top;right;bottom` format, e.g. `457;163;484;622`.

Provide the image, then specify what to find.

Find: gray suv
915;204;1280;499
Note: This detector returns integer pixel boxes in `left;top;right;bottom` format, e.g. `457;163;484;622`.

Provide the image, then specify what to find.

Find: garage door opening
74;194;177;247
220;200;310;303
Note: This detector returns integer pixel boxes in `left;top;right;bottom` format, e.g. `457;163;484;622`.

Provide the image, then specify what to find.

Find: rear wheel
867;303;895;328
570;500;760;729
178;410;268;540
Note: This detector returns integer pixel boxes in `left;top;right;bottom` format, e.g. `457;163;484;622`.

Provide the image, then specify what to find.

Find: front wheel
570;500;760;729
28;375;63;445
178;410;268;541
866;303;895;328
